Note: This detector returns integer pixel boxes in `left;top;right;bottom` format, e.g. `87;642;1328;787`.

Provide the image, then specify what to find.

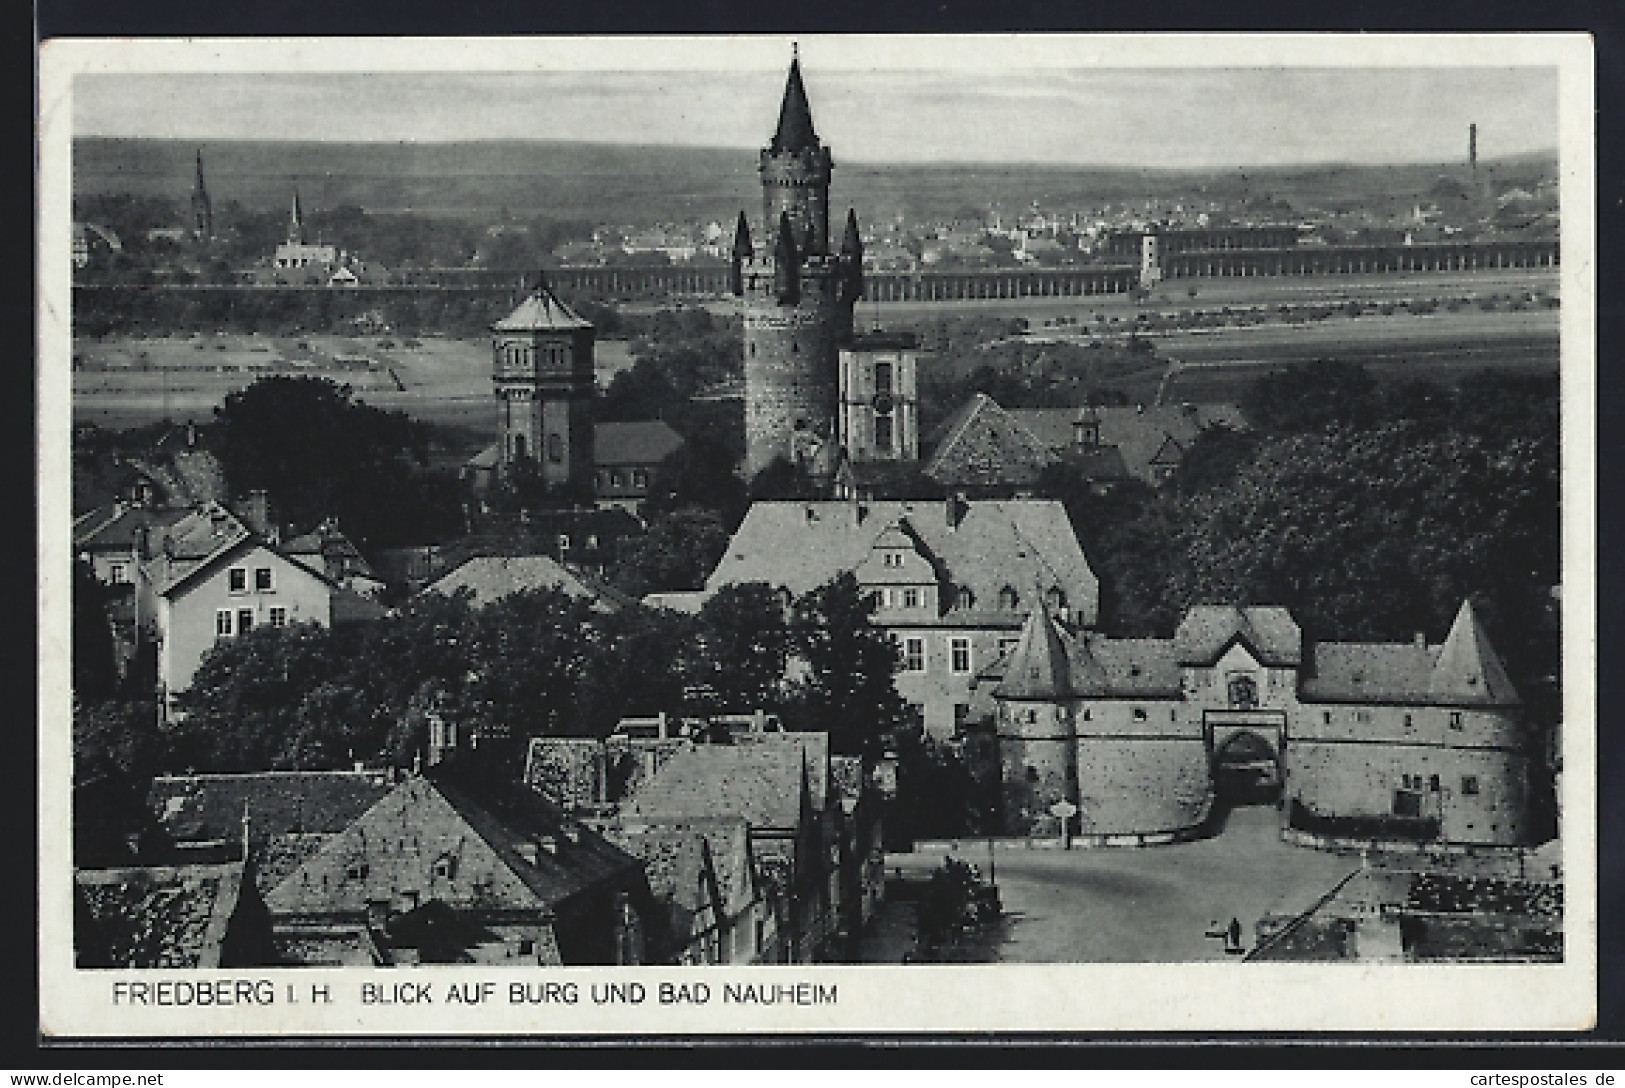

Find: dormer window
957;586;976;610
999;586;1020;610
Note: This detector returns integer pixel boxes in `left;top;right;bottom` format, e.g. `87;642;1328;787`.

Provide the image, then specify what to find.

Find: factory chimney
1469;123;1478;172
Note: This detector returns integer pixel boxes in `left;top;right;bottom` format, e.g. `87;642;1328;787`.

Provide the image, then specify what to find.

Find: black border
29;0;1625;1069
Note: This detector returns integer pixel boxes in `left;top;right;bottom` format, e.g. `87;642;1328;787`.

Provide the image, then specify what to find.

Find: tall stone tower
190;149;212;242
491;273;597;491
734;50;864;480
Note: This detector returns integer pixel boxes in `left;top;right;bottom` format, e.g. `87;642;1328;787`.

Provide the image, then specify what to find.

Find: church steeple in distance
190;148;212;242
289;188;305;245
730;210;753;296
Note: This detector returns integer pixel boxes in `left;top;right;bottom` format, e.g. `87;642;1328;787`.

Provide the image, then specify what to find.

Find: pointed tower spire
289;188;305;245
1429;599;1520;705
730;211;753;297
840;207;862;258
771;49;820;154
191;149;212;241
995;596;1073;701
774;211;800;304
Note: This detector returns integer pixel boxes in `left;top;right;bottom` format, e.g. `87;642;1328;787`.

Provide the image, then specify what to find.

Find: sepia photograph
37;33;1595;1035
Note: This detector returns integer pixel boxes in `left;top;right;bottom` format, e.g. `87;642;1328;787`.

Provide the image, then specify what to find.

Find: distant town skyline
66;37;1562;169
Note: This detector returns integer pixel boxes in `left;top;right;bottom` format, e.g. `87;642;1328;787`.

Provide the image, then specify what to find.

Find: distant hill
73;137;1559;228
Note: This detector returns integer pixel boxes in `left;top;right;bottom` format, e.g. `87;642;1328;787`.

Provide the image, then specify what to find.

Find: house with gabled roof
132;503;388;713
672;496;1098;738
621;739;831;961
265;761;658;966
74;861;275;969
982;598;1542;846
421;554;633;612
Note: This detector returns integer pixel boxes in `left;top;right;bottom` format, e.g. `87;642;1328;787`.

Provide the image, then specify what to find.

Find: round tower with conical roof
994;598;1080;835
735;50;862;481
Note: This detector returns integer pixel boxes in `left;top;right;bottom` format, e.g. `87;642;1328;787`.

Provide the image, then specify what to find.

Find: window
1132;707;1148;722
1428;774;1441;793
345;861;369;881
237;608;254;635
1081;708;1092;722
215;609;233;637
1322;711;1332;725
108;563;128;584
902;588;920;609
999;586;1020;610
632;469;648;489
1449;711;1464;729
999;637;1019;657
1227;675;1259;710
1462;776;1480;796
547;433;564;464
228;567;247;593
585;535;600;550
269;607;288;628
874;361;893;393
1403;713;1414;730
433;854;457;880
950;637;972;675
611;470;625;488
556;534;571;553
1045;586;1068;614
518;938;535;956
873;413;893;453
957;586;977;610
903;637;925;673
882;552;904;568
255;567;273;591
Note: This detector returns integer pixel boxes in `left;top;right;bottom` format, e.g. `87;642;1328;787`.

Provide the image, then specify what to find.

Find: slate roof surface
422;555;631;611
149;771;394;849
595;421;685;467
623;743;811;831
704;499;1098;625
771;56;821;154
995;600;1074;700
74;862;248;969
73;503;190;552
492;284;594;332
1301;643;1440;703
1429;600;1520;706
427;768;646;911
601;825;711;911
922;393;1055;489
1174;605;1303;667
1008;403;1248;483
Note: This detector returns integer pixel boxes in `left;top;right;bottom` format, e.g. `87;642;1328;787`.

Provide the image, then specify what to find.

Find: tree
1239;361;1381;435
643;435;748;529
693;584;793;713
747;456;821;502
785;574;906;757
73;560;118;702
609;506;731;597
211;375;461;547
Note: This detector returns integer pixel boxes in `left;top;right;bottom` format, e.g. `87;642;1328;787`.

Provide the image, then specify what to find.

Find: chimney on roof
186;423;197;449
656;711;669;741
516;842;539;866
1415;631;1427;651
240;490;273;539
946;491;969;530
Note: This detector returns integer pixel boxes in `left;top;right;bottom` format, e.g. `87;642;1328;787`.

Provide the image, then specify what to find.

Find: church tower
491;273;597;491
190;149;213;242
735;50;864;480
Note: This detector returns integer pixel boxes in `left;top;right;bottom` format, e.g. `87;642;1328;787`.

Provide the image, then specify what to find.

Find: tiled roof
1302;643;1441;704
595;421;685;467
73;503;190;552
1174;605;1302;667
623;743;812;832
735;730;831;812
922;393;1056;490
492;284;593;332
1429;600;1520;706
601;824;712;911
703;499;1098;626
422;555;631;611
149;771;393;849
1089;638;1183;697
994;599;1073;700
1009;403;1248;484
74;862;249;969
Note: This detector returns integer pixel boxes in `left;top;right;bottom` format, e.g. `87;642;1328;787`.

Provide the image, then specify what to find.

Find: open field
71;333;634;435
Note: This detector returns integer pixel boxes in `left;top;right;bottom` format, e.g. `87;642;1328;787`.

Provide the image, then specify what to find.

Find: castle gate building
986;600;1541;847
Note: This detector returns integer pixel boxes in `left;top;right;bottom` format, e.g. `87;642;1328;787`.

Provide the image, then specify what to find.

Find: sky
64;37;1564;168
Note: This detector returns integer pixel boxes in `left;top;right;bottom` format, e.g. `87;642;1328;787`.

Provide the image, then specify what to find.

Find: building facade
838;333;921;463
733;54;864;480
987;600;1541;847
491;277;597;490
